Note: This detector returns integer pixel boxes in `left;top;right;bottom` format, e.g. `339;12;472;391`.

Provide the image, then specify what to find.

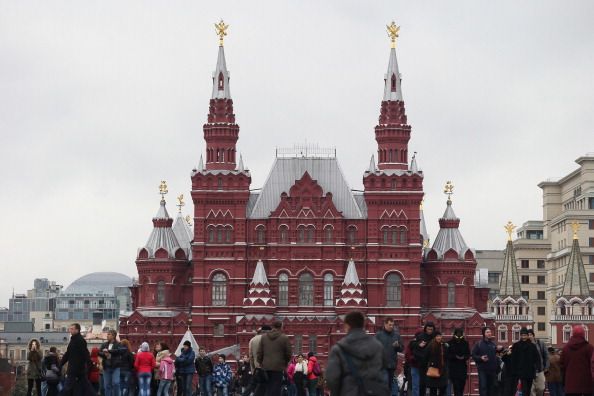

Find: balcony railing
495;314;533;321
552;315;594;322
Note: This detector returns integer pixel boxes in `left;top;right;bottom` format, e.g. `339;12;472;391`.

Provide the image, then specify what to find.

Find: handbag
426;367;440;378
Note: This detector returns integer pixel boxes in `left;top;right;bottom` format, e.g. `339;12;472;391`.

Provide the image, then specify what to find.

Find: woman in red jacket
135;342;156;396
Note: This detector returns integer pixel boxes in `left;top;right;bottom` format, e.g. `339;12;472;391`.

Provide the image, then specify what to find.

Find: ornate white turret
336;259;367;308
243;260;275;307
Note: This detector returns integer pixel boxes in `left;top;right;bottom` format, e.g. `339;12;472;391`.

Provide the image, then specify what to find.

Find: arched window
278;273;289;306
306;226;315;243
391;229;398;245
512;325;521;342
391;74;397;91
225;226;232;243
217;227;224;243
382;228;389;244
447;282;455;307
563;325;572;343
256;226;266;244
347;226;356;244
297;226;306;243
212;273;227;306
324;226;333;243
279;225;289;243
218;72;224;89
389;149;393;162
400;227;407;244
324;273;334;307
208;227;215;243
498;325;508;342
157;281;165;306
299;273;314;306
386;274;402;307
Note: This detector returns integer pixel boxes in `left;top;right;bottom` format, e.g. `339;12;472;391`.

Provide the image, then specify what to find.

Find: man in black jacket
375;317;403;394
98;329;124;396
195;347;214;396
59;323;96;396
511;328;539;396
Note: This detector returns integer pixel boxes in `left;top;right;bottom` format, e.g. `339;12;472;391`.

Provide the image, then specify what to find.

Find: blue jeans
157;379;172;396
478;370;496;396
138;373;151;396
288;383;297;396
547;382;564;396
199;374;212;396
216;385;228;396
120;370;131;396
103;367;121;396
385;369;398;396
410;367;420;396
181;373;194;396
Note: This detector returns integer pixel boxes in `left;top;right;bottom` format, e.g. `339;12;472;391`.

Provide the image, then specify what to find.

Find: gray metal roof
430;201;469;259
143;200;183;259
383;47;403;102
343;259;361;286
561;238;590;298
248;157;364;219
250;260;269;286
498;240;522;298
352;193;368;218
0;332;70;344
63;272;132;296
172;213;192;249
211;45;231;99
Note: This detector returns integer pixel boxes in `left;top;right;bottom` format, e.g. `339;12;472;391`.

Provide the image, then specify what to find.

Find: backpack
312;361;322;377
337;345;389;396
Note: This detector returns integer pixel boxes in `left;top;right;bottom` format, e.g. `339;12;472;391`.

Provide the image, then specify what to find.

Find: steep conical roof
250;260;269;286
343;259;361;287
383;47;403;101
420;202;430;248
561;237;590;298
211;45;231;99
337;259;367;307
430;199;469;259
243;260;275;307
175;329;199;356
142;199;183;259
172;212;192;250
499;239;522;298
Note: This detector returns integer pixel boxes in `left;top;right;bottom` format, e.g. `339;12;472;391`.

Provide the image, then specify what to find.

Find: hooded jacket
257;329;292;372
561;335;594;394
175;346;196;374
88;348;101;383
375;326;403;370
471;337;497;373
325;328;387;396
159;355;175;381
510;339;539;379
447;331;470;380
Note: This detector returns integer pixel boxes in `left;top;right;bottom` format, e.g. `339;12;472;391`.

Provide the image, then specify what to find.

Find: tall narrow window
218;72;224;90
447;282;455;307
212;273;227;306
225;226;232;243
217;227;223;243
307;226;315;243
391;74;397;91
563;325;572;343
400;227;407;244
208;227;215;243
279;225;289;243
309;335;318;354
299;273;314;306
256;226;265;244
324;273;334;306
386;274;402;307
294;335;302;354
279;273;289;307
347;226;356;244
324;226;333;243
392;229;398;245
217;178;223;190
512;325;521;342
157;281;165;306
297;226;305;243
383;228;389;244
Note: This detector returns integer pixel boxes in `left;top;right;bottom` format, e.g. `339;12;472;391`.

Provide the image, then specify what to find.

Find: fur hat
141;342;150;352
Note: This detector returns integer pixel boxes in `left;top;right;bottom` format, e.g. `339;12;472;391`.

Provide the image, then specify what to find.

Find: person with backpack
307;352;321;396
326;311;388;396
472;327;497;396
375;318;403;396
213;354;233;396
157;350;175;396
43;346;61;396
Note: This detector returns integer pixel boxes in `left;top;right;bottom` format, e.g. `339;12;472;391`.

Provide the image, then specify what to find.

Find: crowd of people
21;316;594;396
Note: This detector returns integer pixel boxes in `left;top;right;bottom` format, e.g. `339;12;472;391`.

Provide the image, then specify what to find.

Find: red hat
572;325;585;338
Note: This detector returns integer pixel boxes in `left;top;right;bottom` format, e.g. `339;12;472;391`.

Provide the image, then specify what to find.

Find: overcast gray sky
1;1;593;305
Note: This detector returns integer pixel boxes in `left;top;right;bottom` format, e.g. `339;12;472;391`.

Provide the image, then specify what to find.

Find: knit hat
183;340;191;347
520;327;529;335
572;325;585;338
141;342;150;352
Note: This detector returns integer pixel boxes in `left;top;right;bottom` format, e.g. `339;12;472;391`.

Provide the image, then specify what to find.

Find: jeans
120;370;132;396
199;374;213;396
216;385;228;396
478;371;496;396
103;367;121;396
547;382;564;396
181;373;194;396
307;379;318;396
138;373;152;396
27;379;42;396
288;383;297;396
158;379;172;396
411;367;421;396
386;368;398;396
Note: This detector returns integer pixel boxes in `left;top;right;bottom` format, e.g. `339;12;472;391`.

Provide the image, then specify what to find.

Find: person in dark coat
500;345;515;396
59;323;97;396
426;331;448;396
447;328;470;396
375;318;403;395
472;327;497;396
561;325;593;396
416;322;436;396
43;346;61;396
175;341;196;396
510;328;540;396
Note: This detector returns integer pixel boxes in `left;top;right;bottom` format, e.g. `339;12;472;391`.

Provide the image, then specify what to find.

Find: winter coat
213;362;232;387
61;332;91;376
426;341;448;388
26;341;43;380
98;341;124;369
248;334;263;371
533;339;549;372
159;355;175;381
375;327;403;370
237;361;252;387
307;356;319;380
472;338;498;373
120;348;134;372
195;354;214;376
447;337;470;380
88;348;101;384
175;347;196;374
135;351;156;374
510;340;539;380
325;328;386;396
155;349;170;380
545;353;561;383
257;329;292;372
43;352;61;384
412;336;430;370
287;361;296;383
561;335;594;394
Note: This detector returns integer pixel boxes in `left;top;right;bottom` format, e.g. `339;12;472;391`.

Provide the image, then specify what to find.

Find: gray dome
63;272;133;296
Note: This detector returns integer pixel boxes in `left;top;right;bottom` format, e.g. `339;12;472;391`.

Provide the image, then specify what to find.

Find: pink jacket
159;356;175;380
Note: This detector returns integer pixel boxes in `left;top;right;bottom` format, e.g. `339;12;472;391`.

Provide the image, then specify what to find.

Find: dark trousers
243;368;266;396
518;378;533;396
548;382;564;396
27;378;42;396
451;378;466;396
429;387;447;396
59;373;97;396
386;368;396;393
294;372;306;396
478;371;496;396
264;371;284;396
47;382;59;396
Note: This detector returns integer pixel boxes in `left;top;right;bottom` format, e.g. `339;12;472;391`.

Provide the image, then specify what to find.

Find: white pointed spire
211;45;231;99
198;154;204;171
420;201;429;248
237;154;245;172
250;260;269;286
383;48;403;101
155;199;170;219
367;154;377;173
410;152;419;173
343;259;361;287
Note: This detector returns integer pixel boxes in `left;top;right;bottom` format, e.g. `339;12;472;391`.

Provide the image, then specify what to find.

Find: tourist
315;362;325;396
59;323;96;396
26;339;43;396
213;354;232;396
156;349;174;396
561;325;593;396
375;318;403;395
306;352;320;396
528;329;548;396
119;339;134;396
257;321;292;396
472;327;497;396
499;345;515;396
292;354;308;396
447;328;469;396
195;347;214;396
154;343;170;393
510;328;539;396
135;342;156;396
286;356;297;396
244;326;271;396
43;346;61;396
425;331;448;396
407;333;425;396
545;347;562;396
418;322;436;396
175;340;196;396
88;347;101;394
99;329;124;396
237;354;252;396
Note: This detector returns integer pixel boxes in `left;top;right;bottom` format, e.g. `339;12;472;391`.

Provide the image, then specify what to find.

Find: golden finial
423;239;429;248
176;194;185;213
386;21;400;49
444;181;454;203
504;221;516;242
215;20;229;46
185;215;192;226
159;181;168;201
571;221;580;240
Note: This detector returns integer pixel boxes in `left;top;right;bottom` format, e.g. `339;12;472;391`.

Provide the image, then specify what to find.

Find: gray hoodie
326;328;387;396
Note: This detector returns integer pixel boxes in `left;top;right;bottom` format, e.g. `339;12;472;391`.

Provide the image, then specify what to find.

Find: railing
495;314;533;321
552;315;594;321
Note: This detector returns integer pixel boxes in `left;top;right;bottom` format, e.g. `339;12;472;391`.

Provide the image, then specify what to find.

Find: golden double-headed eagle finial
387;21;400;49
177;194;185;213
571;221;580;240
215;20;229;46
159;180;168;201
185;215;192;226
444;181;454;203
504;221;516;242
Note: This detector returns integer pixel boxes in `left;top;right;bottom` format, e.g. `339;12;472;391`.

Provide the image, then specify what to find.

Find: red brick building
119;26;493;358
